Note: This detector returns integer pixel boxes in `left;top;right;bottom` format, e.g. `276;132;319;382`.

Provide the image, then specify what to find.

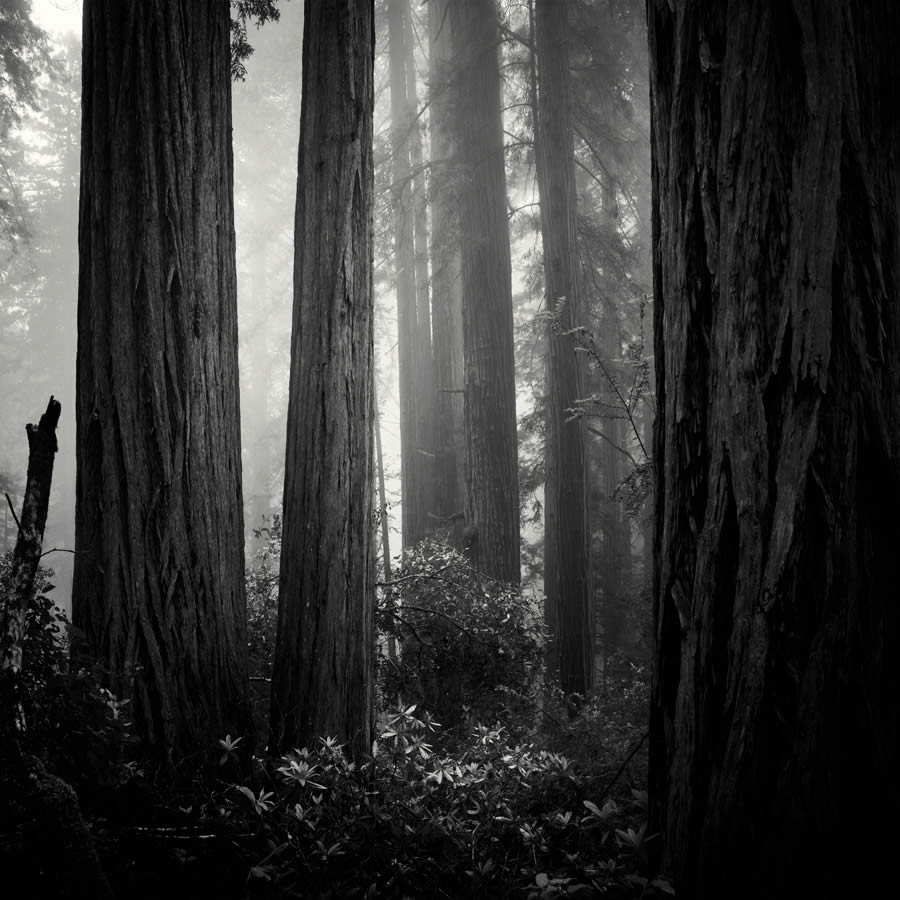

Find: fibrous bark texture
428;0;465;536
74;0;250;763
269;0;375;761
534;0;592;695
450;0;521;583
648;2;900;896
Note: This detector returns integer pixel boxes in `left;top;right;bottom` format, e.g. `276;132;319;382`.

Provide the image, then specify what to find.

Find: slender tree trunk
648;2;900;895
374;399;396;661
269;0;375;761
74;1;250;763
428;0;465;538
388;0;424;550
600;318;627;667
245;244;272;558
450;0;520;583
533;0;592;695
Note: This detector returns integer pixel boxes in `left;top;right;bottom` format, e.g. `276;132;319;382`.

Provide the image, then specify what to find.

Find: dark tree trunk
74;1;250;764
648;2;900;896
269;0;375;761
428;0;466;539
450;0;520;583
534;0;592;695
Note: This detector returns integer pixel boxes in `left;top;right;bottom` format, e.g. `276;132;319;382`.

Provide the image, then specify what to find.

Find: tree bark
648;1;900;895
450;0;521;583
74;0;251;764
534;0;592;695
428;0;465;538
269;0;375;761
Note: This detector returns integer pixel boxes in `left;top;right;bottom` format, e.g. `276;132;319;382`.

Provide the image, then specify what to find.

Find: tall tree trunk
388;0;425;550
600;314;627;669
374;398;396;661
648;2;900;896
74;0;250;764
269;0;375;761
405;2;437;536
450;0;520;583
428;0;465;538
245;243;272;558
533;0;592;695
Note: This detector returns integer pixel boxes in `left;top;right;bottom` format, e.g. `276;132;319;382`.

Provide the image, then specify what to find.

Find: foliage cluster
210;705;671;899
376;539;545;739
246;529;548;746
230;0;282;81
0;552;133;790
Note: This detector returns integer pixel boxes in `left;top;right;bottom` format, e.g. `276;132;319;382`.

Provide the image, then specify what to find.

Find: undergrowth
204;705;669;899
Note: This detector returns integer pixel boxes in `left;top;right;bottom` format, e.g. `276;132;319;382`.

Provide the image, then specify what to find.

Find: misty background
2;1;652;683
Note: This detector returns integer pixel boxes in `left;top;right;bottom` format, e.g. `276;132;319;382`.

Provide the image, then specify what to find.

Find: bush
537;659;650;787
0;551;133;790
377;540;545;741
208;705;672;899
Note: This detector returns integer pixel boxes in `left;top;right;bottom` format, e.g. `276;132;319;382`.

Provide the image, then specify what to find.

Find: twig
585;424;640;467
595;730;649;807
4;493;22;536
39;547;82;559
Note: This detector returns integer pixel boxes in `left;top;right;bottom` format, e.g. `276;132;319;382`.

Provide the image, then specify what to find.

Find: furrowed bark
648;1;900;894
269;0;375;762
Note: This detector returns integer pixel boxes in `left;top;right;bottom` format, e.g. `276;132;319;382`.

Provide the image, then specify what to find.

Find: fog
2;1;651;662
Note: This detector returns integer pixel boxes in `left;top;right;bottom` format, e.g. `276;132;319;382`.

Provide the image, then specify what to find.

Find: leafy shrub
245;514;282;733
539;658;650;783
377;540;545;741
209;705;672;899
246;514;282;678
0;551;133;790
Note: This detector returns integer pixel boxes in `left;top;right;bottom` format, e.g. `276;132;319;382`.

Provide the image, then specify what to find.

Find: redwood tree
74;0;250;762
648;1;900;895
450;0;520;583
269;0;375;760
533;0;592;695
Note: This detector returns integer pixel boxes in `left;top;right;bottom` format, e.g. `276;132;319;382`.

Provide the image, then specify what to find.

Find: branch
595;731;649;808
584;424;640;468
4;493;22;536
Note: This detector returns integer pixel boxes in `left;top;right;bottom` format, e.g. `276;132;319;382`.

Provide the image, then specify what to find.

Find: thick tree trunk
428;0;465;538
648;2;900;896
74;1;250;764
269;0;375;761
450;0;521;583
534;0;592;696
